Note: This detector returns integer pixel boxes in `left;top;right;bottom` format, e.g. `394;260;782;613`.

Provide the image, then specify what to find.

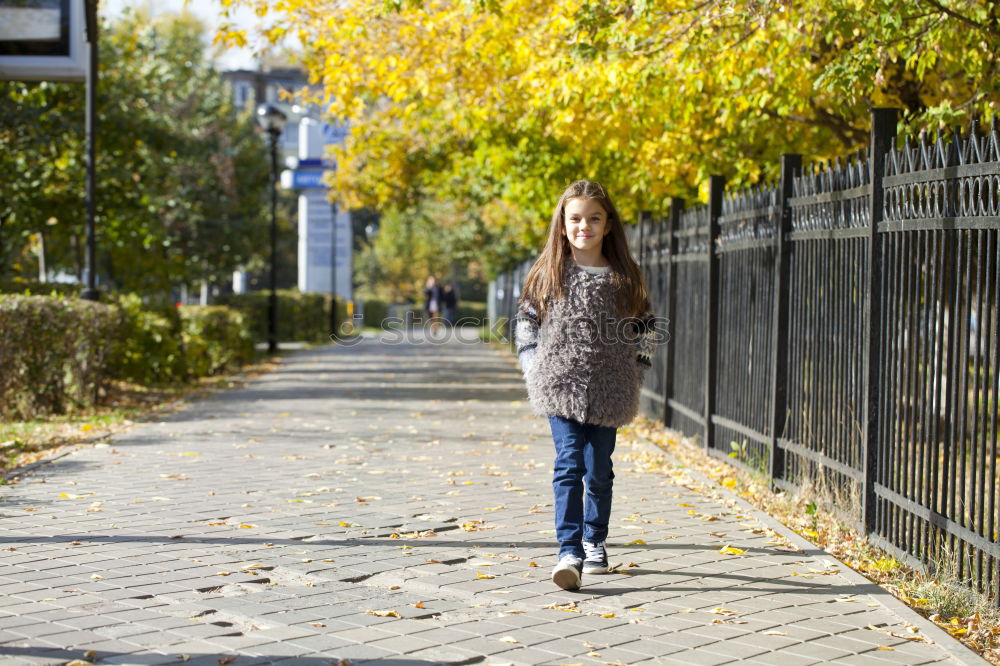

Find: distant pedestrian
423;275;443;333
442;283;458;327
514;180;657;591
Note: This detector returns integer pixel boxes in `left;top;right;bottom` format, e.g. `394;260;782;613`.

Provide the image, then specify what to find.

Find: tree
216;0;999;274
1;9;271;295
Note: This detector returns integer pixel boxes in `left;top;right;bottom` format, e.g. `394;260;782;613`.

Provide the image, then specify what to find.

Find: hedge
108;294;186;385
0;296;119;420
360;299;388;328
216;290;343;343
0;294;259;420
179;305;255;378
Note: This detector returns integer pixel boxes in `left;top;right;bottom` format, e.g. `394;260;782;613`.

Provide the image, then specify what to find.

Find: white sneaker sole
582;564;609;575
552;567;581;590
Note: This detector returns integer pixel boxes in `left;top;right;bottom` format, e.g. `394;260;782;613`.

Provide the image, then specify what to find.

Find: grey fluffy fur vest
514;262;652;428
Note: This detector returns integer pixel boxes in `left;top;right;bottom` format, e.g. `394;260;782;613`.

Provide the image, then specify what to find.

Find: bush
179;305;254;377
107;294;186;385
217;290;336;343
457;300;487;323
360;299;388;328
0;295;119;419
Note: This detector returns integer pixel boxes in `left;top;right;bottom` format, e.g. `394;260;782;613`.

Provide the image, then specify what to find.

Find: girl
514;180;657;591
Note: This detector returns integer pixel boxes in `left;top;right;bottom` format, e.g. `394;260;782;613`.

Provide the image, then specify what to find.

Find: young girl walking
514;180;657;591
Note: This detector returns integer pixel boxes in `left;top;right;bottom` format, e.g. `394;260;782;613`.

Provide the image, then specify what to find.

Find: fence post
640;210;651;269
638;210;652;270
862;108;898;533
769;154;802;486
664;198;682;429
705;175;725;453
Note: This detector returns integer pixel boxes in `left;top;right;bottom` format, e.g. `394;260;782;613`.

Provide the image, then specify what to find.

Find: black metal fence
492;109;1000;602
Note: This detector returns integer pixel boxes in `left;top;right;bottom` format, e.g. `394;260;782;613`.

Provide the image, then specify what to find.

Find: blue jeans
548;415;617;559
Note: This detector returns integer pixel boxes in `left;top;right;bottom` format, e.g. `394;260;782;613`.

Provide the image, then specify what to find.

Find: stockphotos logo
329;313;671;347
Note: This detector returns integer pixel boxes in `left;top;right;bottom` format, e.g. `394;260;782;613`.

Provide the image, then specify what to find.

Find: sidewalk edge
632;432;989;666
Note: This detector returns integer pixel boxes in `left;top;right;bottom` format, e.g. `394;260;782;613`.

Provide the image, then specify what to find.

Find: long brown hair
520;180;649;321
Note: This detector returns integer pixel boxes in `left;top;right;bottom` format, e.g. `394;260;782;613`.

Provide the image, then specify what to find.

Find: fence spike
955;124;964;166
918;130;931;171
905;134;917;173
887;141;897;177
967;118;981;164
988;115;1000;162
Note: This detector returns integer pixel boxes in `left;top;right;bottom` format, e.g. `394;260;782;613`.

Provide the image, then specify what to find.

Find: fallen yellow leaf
365;609;400;618
476;571;496;579
719;545;745;556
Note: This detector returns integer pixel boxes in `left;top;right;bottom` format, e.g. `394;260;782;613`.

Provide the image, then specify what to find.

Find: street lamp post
256;103;287;354
80;0;100;301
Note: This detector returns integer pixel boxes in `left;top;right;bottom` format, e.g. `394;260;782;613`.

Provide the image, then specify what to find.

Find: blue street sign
290;170;326;189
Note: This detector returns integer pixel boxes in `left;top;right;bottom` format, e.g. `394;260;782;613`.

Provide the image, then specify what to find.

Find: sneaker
551;554;583;590
582;540;609;574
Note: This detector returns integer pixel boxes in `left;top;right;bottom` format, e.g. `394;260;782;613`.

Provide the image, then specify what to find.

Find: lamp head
256;103;287;137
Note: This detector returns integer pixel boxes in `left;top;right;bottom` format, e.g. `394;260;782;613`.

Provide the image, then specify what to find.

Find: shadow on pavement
0;646;485;665
0;533;800;554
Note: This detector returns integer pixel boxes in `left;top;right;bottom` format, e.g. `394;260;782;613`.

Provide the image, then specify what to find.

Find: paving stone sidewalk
0;329;988;666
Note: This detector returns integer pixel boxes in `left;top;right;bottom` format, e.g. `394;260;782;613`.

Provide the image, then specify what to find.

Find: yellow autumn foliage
217;0;999;272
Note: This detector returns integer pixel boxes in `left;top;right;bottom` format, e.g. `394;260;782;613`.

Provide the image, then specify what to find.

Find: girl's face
563;197;610;253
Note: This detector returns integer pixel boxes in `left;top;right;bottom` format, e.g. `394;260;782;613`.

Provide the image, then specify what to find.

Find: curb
631;430;989;666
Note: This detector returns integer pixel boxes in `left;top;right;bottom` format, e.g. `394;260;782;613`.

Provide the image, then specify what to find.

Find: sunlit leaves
213;0;996;275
